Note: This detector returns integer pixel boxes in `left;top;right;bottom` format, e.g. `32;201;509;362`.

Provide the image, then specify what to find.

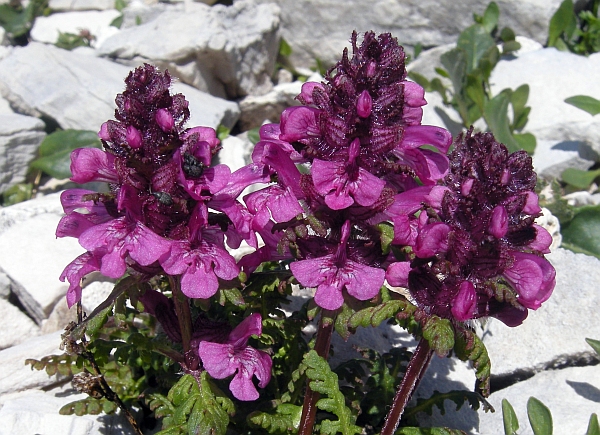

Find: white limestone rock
97;0;281;98
0;42;239;132
0;331;66;396
30;10;122;49
0;298;40;350
490;49;600;141
0;193;83;323
478;365;600;434
481;249;600;378
49;0;118;11
0;386;135;435
0;113;45;195
219;135;253;173
250;0;562;70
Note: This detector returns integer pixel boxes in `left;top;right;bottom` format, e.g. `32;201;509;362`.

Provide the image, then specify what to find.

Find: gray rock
482;249;600;378
478;365;600;435
251;0;562;70
0;272;10;300
0;385;135;435
532;139;586;179
30;10;121;49
0;42;239;132
0;299;40;350
97;0;280;98
0;193;83;323
0;113;45;195
219;135;253;172
0;331;66;396
577;119;600;162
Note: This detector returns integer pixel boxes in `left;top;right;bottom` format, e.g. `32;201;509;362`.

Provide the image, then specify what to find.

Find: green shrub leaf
527;396;553;435
502;399;519;435
30;130;102;179
561;205;600;258
565;95;600;116
585;338;600;357
587;414;600;435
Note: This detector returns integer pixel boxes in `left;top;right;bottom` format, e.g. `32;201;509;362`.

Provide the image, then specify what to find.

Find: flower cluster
57;64;271;400
247;31;453;310
386;130;555;326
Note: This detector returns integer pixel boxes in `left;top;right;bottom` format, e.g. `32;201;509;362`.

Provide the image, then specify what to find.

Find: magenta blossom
389;130;555;326
290;220;385;310
198;313;272;401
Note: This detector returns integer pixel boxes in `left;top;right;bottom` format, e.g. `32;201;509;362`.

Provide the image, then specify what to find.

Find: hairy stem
298;309;336;435
380;338;434;435
169;275;197;370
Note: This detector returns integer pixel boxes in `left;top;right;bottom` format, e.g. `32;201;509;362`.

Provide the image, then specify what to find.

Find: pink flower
290;220;385;310
70;148;118;184
198;313;272;401
59;251;102;307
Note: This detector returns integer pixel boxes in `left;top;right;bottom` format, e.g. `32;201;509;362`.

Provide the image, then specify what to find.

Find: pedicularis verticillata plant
47;31;555;435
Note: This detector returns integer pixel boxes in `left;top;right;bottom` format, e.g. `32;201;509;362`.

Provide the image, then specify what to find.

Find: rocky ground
0;0;599;434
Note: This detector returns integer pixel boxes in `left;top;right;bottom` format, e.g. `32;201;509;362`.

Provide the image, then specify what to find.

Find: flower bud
156;108;175;132
126;126;142;149
356;90;373;118
489;205;508;239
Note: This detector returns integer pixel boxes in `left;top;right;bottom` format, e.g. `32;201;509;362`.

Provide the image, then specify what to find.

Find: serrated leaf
334;302;355;341
502;399;519;435
30;130;102;179
527;397;553;435
565;95;600;116
303;350;361;435
457;24;496;74
586;338;600;357
248;404;302;433
561;205;600;259
404;389;488;423
587;414;600;435
454;331;491;397
422;316;454;357
348;299;414;330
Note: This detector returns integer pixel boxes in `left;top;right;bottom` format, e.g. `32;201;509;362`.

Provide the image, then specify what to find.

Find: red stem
380;338;434;435
298;310;336;435
169;275;197;370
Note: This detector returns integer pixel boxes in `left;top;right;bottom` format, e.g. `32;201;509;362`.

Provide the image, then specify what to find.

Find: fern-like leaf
303;350;361;435
248;404;302;433
454;330;491;396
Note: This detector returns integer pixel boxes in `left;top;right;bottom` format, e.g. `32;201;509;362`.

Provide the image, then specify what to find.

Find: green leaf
527;397;553;435
484;91;521;153
216;124;230;141
279;37;292;57
303;350;361;435
30;129;102;179
513;133;536;154
587;414;600;435
548;0;576;46
348;299;417;331
114;0;127;12
422;316;454;357
481;2;500;33
376;222;395;255
561;167;600;189
408;71;431;90
2;183;33;205
561;205;600;258
457;24;496;73
502;399;519;435
565;95;600;116
440;48;467;96
500;27;517;42
585;338;600;357
247;126;261;144
248;404;302;433
454;330;491;396
502;40;522;54
110;14;123;29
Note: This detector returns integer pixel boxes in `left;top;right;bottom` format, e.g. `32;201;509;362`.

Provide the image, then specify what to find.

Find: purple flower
393;130;556;326
59;251;102;307
70;148;118;184
78;216;172;278
290;221;385;310
198;313;272;401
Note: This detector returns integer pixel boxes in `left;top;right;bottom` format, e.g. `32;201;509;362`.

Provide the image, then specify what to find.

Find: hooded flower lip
198;313;272;401
70;148;118;184
59;251;102;308
290;220;385;310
